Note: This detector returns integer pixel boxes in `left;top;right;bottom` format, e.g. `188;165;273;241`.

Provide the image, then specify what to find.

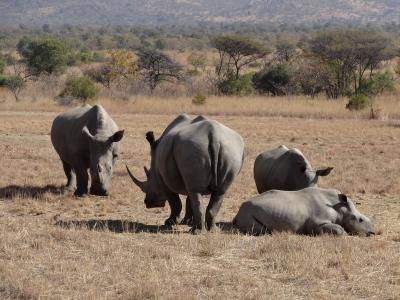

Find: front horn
126;165;146;192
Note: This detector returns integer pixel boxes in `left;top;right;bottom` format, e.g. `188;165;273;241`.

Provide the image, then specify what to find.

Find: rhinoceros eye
359;218;364;223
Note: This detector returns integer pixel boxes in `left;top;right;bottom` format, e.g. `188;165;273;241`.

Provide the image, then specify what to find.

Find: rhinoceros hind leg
189;192;206;234
181;196;194;225
316;223;346;236
206;193;224;231
62;160;76;192
74;167;89;197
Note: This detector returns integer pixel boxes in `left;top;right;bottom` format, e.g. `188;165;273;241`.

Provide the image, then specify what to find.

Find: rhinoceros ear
146;131;156;146
316;167;334;177
82;126;94;141
338;194;348;203
112;130;124;142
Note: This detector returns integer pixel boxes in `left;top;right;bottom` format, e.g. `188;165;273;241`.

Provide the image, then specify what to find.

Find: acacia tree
211;35;268;79
137;49;183;91
308;30;396;98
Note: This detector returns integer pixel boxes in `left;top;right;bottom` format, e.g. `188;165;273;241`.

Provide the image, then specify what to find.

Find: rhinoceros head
337;194;375;236
126;131;167;208
284;149;333;189
82;127;124;196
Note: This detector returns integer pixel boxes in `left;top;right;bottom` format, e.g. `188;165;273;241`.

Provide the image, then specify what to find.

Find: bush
253;64;290;96
217;73;254;96
358;71;395;97
346;94;370;111
0;75;25;101
60;76;98;103
0;54;5;74
192;91;206;105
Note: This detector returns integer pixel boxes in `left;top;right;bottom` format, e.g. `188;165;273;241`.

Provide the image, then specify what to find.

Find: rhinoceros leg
189;192;206;234
181;196;193;225
62;160;76;192
164;193;182;227
206;193;224;231
74;167;89;197
315;223;346;236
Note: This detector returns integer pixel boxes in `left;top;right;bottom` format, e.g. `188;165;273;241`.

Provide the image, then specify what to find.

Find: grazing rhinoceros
233;187;375;236
126;114;244;234
254;145;333;193
51;105;124;197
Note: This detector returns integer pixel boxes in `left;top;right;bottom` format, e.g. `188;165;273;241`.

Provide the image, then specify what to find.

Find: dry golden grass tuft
0;97;400;299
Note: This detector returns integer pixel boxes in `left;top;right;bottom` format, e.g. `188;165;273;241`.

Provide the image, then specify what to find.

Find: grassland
0;95;399;299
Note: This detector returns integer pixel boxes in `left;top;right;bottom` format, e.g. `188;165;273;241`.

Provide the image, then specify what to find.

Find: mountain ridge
0;0;399;26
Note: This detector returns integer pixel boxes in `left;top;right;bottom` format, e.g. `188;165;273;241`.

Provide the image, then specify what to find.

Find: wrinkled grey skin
127;114;244;234
254;145;333;194
233;187;375;236
51;105;124;197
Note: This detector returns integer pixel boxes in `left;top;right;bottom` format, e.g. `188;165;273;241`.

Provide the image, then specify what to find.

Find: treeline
0;25;399;110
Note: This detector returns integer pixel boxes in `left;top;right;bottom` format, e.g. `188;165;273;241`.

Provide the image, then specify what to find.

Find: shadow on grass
56;219;236;234
56;219;176;234
0;184;63;200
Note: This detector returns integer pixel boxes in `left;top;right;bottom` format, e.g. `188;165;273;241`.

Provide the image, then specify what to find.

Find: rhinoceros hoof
74;191;88;198
190;227;207;235
180;217;194;226
208;224;220;233
164;217;180;228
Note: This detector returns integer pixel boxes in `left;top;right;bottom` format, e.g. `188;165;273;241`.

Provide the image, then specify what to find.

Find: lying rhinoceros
254;145;333;193
233;187;375;236
126;114;244;234
51;105;124;197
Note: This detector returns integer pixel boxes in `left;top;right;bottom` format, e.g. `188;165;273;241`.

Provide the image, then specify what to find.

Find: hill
0;0;399;26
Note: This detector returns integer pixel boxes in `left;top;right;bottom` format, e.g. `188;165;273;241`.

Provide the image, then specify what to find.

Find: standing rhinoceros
233;187;375;236
254;145;333;193
51;105;124;197
126;114;244;234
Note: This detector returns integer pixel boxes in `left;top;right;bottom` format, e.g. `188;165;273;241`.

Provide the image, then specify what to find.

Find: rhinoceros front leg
164;193;182;228
62;160;76;192
74;167;89;197
315;223;346;236
189;192;206;234
206;193;224;232
181;196;193;225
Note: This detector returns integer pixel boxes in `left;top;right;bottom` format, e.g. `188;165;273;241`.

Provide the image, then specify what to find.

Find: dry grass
0;102;400;299
1;87;400;120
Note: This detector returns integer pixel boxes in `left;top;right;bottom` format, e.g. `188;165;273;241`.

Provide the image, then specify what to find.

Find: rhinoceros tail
208;131;221;192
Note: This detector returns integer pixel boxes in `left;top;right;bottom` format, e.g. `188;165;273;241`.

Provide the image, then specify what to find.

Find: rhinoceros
126;114;244;234
51;105;124;197
254;145;333;193
233;187;375;236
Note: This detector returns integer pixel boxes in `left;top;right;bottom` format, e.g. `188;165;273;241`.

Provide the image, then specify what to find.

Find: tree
137;49;183;91
60;77;98;104
0;75;25;101
308;30;396;98
253;64;290;96
187;53;207;72
18;38;68;76
275;39;297;64
211;35;268;79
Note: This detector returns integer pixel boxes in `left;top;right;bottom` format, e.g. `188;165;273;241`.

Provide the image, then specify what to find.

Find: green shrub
0;55;5;74
192;91;206;105
218;73;254;96
358;71;395;97
60;76;98;103
0;75;25;101
346;94;370;111
253;64;290;96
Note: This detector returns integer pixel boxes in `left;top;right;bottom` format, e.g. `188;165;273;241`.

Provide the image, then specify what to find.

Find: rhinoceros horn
126;165;147;192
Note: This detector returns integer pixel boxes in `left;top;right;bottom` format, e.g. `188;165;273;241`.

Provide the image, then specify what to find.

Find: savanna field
0;95;400;299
